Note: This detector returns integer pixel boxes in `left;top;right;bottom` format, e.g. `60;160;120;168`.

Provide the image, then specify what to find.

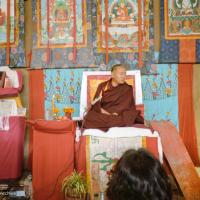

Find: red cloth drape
46;0;51;64
137;0;143;67
28;70;45;169
178;64;200;166
73;0;77;63
0;117;26;179
104;0;109;64
31;119;75;200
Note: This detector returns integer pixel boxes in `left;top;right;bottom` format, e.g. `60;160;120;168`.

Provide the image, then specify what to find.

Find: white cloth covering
0;99;18;117
82;127;163;163
0;66;19;88
0;116;9;131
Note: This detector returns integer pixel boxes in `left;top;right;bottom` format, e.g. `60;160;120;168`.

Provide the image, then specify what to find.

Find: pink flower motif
69;95;76;101
11;48;17;54
68;52;74;61
132;41;138;46
56;86;60;90
151;64;157;71
166;80;171;85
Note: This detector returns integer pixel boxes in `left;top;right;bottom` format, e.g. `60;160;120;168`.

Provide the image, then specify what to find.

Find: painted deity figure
116;3;130;21
112;2;134;22
51;2;71;40
176;0;198;14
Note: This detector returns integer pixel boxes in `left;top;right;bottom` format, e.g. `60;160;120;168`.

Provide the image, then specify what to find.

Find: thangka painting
142;64;178;128
164;0;200;39
97;0;150;53
31;0;97;68
0;0;25;67
37;0;87;48
44;68;87;119
0;0;18;47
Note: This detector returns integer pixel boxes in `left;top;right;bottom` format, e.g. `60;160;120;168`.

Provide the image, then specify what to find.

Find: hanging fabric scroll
37;0;87;48
0;0;25;67
91;0;155;71
31;0;95;68
159;0;200;63
97;0;150;53
164;0;200;40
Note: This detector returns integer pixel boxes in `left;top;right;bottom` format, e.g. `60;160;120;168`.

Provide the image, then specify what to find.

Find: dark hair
106;148;172;200
111;64;127;72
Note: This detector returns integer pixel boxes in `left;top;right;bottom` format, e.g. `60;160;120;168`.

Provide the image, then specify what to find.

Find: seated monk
83;64;144;131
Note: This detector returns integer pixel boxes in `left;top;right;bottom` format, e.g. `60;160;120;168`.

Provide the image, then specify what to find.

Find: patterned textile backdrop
44;68;88;119
142;64;178;128
159;0;200;63
0;0;25;67
31;0;156;71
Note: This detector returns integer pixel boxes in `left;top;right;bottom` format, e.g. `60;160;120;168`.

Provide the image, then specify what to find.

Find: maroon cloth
83;79;143;131
0;116;26;179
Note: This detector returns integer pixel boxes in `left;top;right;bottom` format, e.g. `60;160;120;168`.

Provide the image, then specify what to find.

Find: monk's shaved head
111;64;127;72
111;64;127;86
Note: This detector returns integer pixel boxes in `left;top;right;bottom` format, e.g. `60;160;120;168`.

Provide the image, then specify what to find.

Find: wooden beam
150;121;200;200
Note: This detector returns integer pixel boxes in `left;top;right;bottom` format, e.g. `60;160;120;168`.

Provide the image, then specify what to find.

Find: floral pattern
142;64;178;128
44;68;88;119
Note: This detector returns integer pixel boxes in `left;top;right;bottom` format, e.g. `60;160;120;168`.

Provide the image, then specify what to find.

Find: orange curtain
178;64;200;166
179;40;196;63
193;65;200;159
28;69;45;169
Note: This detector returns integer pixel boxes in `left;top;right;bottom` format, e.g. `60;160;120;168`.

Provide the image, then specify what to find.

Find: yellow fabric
86;136;92;195
193;65;200;159
2;95;22;108
153;0;161;52
142;136;146;148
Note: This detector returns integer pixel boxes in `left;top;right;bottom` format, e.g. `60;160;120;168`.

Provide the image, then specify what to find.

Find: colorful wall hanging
31;0;156;70
37;0;87;48
31;0;97;68
97;0;150;53
44;68;87;119
142;64;178;128
159;0;200;63
92;0;155;71
0;0;25;67
164;0;200;40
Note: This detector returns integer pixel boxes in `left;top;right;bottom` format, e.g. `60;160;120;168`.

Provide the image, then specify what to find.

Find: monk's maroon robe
83;79;143;131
